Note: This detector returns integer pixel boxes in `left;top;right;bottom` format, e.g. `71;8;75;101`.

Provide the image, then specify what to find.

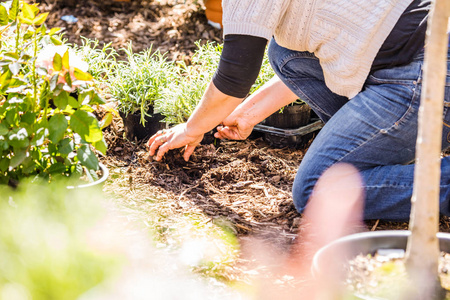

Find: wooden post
405;0;450;298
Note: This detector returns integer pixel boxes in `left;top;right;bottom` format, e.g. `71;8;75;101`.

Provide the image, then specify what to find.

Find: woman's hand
147;123;204;161
214;115;255;140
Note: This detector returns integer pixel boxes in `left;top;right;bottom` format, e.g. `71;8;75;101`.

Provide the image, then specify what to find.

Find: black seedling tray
253;119;323;148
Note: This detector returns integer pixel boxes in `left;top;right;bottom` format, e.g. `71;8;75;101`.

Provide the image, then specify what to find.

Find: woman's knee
292;164;320;213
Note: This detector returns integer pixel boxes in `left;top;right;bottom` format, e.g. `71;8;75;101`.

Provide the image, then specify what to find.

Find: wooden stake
406;0;450;298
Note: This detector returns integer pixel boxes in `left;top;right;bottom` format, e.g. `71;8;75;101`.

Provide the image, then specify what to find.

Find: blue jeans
268;38;450;221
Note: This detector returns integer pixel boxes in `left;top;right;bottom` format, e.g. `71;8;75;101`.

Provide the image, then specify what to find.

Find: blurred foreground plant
0;179;122;299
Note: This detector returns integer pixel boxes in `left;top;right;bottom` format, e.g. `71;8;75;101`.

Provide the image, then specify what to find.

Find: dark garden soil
39;0;450;246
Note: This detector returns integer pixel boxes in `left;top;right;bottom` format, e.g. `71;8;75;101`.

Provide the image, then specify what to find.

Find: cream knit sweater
222;0;413;98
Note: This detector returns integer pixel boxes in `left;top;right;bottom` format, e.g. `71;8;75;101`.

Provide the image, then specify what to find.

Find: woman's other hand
147;123;204;161
214;116;255;140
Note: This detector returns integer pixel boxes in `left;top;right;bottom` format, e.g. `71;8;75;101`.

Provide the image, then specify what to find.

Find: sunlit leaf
49;27;62;35
21;2;36;20
33;12;48;26
50;73;59;91
99;112;113;130
69;110;102;143
62;50;70;70
23;29;34;40
9;0;19;21
0;69;12;89
50;36;62;45
17;16;33;25
8;62;20;75
0;6;8;26
73;68;93;81
93;137;107;155
53;53;62;71
8;128;29;148
77;144;99;170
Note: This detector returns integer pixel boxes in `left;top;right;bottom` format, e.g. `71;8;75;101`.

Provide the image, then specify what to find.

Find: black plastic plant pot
120;108;166;142
263;103;311;129
311;230;450;279
66;162;109;190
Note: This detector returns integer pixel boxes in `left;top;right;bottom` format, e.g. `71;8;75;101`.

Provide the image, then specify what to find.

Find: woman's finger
148;135;167;156
155;140;171;161
183;144;197;161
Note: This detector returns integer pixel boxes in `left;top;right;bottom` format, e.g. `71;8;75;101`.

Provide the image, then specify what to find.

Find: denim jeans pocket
366;60;423;87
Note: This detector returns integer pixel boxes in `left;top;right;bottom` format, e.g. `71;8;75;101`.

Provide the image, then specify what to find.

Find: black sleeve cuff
212;34;268;98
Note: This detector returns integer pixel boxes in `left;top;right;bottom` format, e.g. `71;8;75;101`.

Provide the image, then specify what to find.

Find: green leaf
4;52;19;60
64;71;72;88
68;95;78;108
53;53;62;71
22;159;36;174
90;93;105;105
8;62;20;75
47;161;66;174
0;6;8;26
0;123;8;136
32;127;47;147
77;144;98;170
99;112;113;130
0;157;9;172
33;12;48;26
5;109;19;126
9;0;19;21
21;2;36;20
40;23;47;35
62;50;70;70
73;68;93;81
49;27;61;35
21;112;36;125
48;114;68;143
50;73;59;91
10;149;27;169
8;128;29;148
23;29;34;40
0;141;8;151
53;90;69;110
50;36;62;45
58;138;74;155
69;110;103;143
93;137;107;155
0;69;12;89
18;15;33;25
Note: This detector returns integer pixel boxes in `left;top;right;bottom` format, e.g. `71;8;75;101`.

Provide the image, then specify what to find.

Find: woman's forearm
233;76;299;127
185;81;244;137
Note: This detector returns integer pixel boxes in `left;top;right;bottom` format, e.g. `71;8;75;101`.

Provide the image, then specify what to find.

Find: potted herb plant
311;1;450;298
107;45;174;141
0;0;111;187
